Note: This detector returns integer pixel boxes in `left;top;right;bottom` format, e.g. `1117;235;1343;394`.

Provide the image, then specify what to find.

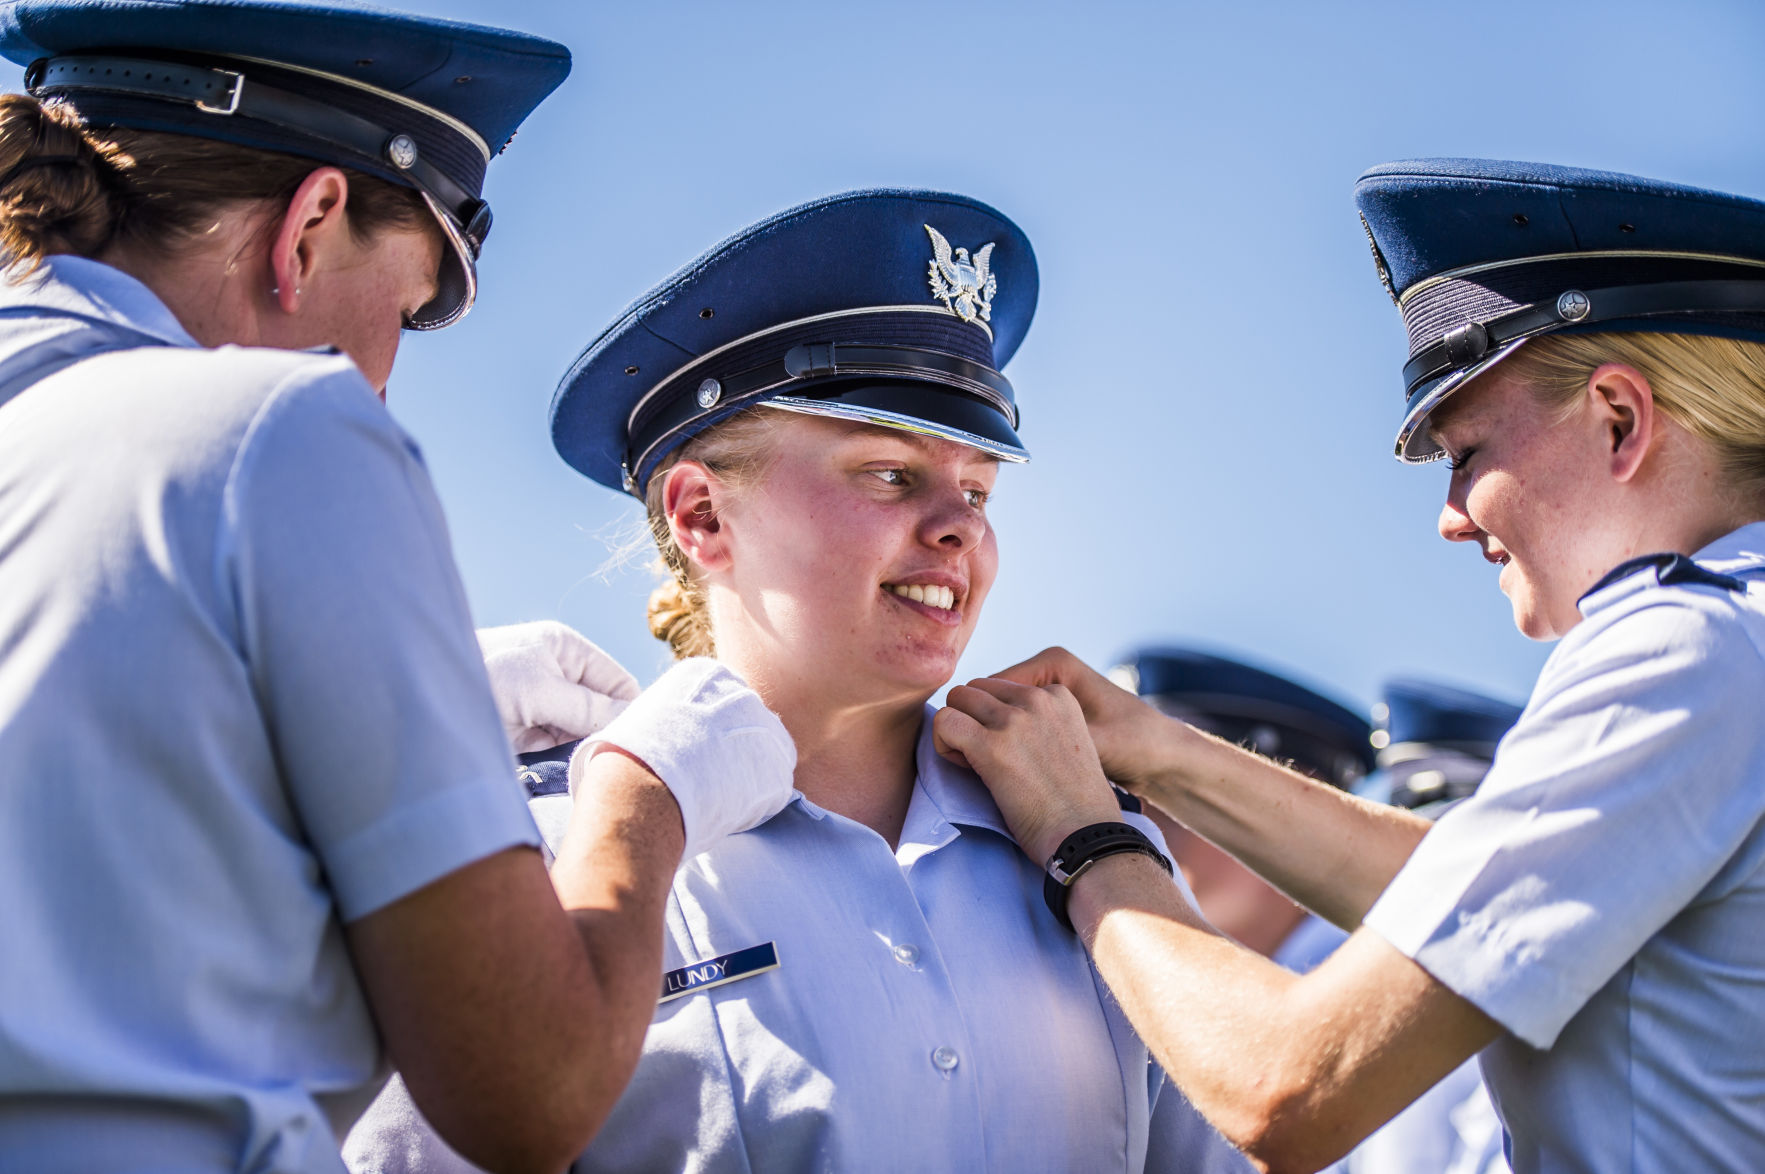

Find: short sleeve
221;362;537;921
1364;594;1765;1047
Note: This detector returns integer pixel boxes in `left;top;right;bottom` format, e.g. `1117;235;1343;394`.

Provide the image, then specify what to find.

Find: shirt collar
0;256;199;349
1693;521;1765;577
910;704;1014;842
1578;521;1765;616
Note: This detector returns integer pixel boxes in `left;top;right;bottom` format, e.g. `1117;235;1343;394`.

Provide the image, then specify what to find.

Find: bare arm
986;647;1429;927
935;678;1500;1173
1068;854;1498;1173
346;753;682;1174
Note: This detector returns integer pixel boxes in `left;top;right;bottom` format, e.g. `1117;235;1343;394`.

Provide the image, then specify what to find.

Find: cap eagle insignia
925;224;997;326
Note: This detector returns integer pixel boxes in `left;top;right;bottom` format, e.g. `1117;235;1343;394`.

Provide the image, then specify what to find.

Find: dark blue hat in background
0;0;571;329
551;189;1037;497
1356;158;1765;461
1371;677;1523;814
1110;647;1374;789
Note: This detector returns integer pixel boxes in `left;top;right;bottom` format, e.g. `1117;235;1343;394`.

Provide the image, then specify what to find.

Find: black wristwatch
1042;821;1173;931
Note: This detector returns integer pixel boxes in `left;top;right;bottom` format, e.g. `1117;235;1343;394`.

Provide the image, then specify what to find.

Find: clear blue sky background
20;0;1765;717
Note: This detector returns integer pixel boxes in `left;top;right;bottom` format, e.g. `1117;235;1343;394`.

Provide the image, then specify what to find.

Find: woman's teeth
888;583;956;610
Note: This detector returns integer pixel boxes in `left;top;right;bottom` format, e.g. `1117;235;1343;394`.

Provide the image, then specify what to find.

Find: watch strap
1042;821;1172;932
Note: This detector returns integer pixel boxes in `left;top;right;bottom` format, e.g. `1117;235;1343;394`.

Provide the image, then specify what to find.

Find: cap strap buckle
195;69;244;116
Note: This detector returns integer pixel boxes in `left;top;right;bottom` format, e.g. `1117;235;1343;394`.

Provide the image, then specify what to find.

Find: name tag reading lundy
659;942;780;1004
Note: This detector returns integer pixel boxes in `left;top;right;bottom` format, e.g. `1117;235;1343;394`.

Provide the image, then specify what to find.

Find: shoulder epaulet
1579;552;1745;604
516;739;581;799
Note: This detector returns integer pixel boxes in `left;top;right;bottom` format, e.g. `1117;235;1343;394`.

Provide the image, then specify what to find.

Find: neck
98;231;271;350
723;654;928;848
1615;436;1760;564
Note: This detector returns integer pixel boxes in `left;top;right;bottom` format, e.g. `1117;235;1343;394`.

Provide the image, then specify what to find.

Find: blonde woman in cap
939;159;1765;1173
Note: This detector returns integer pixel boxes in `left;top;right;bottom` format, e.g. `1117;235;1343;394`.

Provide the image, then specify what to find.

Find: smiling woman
928;159;1765;1174
346;190;1247;1173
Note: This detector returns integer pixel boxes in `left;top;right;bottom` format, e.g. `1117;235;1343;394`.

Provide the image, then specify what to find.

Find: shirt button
893;943;920;966
931;1046;959;1072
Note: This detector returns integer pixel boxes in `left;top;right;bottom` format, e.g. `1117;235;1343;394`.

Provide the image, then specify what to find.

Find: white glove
477;621;641;754
575;658;797;860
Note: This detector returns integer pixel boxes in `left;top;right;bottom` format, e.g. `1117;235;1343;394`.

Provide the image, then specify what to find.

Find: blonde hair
0;92;427;272
1505;330;1765;498
643;409;785;659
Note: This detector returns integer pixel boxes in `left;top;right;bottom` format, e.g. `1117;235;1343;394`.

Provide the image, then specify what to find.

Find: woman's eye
965;487;990;508
1447;447;1477;472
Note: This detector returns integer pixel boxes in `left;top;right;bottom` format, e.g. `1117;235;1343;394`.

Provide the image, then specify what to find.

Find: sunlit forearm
1129;723;1431;928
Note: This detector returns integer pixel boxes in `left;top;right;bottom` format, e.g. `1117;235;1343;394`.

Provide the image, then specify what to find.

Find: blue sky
22;0;1765;717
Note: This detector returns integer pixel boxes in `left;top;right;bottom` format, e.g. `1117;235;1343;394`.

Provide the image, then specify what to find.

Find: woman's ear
267;166;351;315
1587;362;1656;484
663;461;734;573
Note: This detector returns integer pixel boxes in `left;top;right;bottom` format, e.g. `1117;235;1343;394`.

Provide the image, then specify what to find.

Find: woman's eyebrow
841;425;1002;467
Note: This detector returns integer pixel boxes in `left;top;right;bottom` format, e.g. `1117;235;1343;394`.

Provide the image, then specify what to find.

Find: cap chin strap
625;341;1018;487
1402;277;1765;393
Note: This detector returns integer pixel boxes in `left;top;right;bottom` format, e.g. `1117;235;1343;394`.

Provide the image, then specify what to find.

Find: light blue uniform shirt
0;258;538;1173
1365;524;1765;1172
349;708;1249;1173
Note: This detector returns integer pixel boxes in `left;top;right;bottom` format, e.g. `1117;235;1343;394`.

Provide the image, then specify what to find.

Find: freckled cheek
964;530;1001;618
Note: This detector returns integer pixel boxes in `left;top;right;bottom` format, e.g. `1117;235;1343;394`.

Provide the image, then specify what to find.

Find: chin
1509;593;1575;642
876;642;965;697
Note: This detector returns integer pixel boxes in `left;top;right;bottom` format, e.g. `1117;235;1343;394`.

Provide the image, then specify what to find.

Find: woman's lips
881;583;964;627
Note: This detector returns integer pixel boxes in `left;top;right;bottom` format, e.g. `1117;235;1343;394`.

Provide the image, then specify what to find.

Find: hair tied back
0;154;84;191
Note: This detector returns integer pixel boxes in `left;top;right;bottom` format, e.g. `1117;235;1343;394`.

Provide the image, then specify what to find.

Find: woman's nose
1438;493;1480;544
923;486;986;550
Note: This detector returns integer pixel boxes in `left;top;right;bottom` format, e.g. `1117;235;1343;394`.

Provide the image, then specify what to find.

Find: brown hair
0;92;428;272
643;409;784;659
1505;330;1765;500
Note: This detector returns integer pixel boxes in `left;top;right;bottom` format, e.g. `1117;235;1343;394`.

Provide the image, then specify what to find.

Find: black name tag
659;942;780;1004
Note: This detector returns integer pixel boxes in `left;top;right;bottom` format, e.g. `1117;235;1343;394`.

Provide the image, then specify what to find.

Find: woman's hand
478;620;641;753
935;677;1125;864
987;646;1190;795
573;658;797;861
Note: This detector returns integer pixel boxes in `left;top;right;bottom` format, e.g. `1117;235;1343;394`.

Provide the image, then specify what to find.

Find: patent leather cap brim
765;380;1029;463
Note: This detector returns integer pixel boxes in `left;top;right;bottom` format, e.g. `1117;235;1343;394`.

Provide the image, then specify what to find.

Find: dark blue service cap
1376;677;1522;755
1373;677;1523;812
1112;647;1374;789
0;0;571;329
551;189;1037;497
1356;158;1765;462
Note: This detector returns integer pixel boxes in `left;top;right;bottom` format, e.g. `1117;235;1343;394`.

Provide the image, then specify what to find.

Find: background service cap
551;188;1037;497
0;0;571;329
1110;646;1375;790
1368;676;1522;816
1356;158;1765;461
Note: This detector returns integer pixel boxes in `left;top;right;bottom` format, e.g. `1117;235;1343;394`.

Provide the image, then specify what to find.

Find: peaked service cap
551;188;1037;497
1372;677;1523;814
1111;647;1374;789
0;0;571;329
1356;158;1765;461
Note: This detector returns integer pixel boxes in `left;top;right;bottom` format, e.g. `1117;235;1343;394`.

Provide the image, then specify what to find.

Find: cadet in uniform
1112;647;1372;973
938;159;1765;1172
0;5;792;1170
348;189;1247;1173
